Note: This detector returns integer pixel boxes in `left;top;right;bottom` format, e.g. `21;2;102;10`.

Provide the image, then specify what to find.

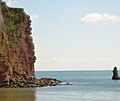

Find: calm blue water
35;70;120;101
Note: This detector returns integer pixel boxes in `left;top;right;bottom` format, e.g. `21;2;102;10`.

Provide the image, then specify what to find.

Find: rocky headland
0;1;61;88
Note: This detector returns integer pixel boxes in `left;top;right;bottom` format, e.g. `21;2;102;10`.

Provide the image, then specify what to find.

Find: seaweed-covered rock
0;77;62;88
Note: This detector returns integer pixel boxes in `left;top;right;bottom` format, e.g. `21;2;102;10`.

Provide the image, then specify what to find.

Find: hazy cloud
30;15;40;21
40;57;119;65
39;57;120;70
5;0;17;6
81;13;120;23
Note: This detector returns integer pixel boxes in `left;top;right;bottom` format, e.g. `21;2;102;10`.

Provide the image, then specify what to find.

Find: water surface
1;71;120;101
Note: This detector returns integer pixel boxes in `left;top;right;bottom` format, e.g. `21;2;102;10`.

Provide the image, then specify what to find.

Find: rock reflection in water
0;88;36;101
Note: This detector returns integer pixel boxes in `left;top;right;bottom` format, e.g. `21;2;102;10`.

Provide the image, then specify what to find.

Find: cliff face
0;2;36;84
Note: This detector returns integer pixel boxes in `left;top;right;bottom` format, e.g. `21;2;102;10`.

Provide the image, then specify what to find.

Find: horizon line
35;69;113;72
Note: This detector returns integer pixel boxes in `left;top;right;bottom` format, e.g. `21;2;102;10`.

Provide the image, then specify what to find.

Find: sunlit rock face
0;1;36;85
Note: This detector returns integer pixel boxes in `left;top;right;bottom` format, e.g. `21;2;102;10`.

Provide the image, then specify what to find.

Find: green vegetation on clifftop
1;2;24;48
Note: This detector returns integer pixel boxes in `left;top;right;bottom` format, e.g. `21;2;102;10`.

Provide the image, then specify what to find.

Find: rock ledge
0;78;61;88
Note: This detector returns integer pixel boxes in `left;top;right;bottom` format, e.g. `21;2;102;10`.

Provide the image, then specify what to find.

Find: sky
3;0;120;71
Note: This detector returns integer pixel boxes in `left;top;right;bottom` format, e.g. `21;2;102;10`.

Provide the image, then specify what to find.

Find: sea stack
112;67;120;80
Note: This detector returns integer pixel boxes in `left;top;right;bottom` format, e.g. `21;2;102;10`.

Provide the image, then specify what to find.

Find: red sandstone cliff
0;2;36;85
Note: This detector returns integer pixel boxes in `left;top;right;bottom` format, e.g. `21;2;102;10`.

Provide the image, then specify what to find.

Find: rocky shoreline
0;78;62;88
0;2;68;88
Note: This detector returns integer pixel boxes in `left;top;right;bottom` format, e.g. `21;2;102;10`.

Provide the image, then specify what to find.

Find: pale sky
3;0;120;71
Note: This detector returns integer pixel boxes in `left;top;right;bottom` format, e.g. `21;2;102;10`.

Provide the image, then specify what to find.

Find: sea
1;70;120;101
